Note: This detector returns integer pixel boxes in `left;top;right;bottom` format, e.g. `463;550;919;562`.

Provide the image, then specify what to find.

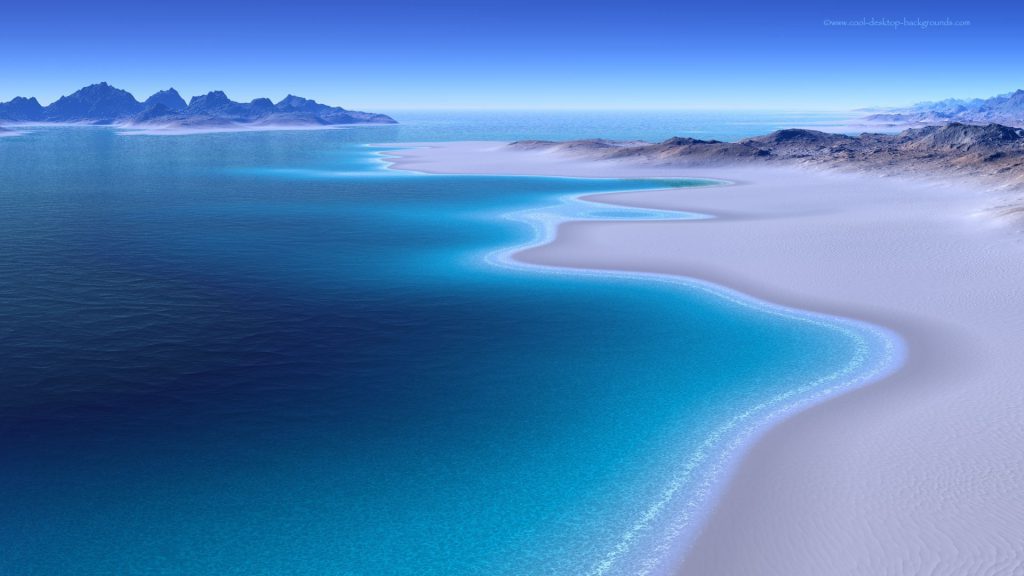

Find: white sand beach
387;142;1024;575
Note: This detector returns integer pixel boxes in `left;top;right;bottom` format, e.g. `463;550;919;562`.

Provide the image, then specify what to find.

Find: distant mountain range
864;89;1024;128
0;82;396;129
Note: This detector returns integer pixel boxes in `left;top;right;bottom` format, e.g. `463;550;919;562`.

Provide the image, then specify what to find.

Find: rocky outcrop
511;123;1024;189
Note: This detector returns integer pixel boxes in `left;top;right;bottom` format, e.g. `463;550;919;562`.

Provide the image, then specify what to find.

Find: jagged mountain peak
144;88;187;111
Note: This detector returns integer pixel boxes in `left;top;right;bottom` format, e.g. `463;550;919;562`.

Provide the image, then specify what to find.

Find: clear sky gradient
1;0;1021;111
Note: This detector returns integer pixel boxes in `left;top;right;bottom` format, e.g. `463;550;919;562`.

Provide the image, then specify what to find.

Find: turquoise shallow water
0;122;898;575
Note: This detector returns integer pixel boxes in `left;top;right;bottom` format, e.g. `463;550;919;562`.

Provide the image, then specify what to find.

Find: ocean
0;114;897;575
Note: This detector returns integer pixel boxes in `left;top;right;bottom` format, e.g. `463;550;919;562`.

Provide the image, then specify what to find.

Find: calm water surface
0;120;895;575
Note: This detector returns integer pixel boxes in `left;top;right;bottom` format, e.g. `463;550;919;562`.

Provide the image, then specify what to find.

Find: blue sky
1;0;1021;111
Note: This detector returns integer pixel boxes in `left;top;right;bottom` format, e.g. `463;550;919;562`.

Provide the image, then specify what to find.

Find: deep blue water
0;122;897;575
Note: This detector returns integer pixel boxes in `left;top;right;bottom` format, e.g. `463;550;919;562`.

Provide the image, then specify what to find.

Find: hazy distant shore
386;141;1024;575
0;121;397;136
117;123;391;136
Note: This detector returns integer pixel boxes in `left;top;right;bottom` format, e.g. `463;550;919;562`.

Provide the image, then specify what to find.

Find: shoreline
383;142;1024;574
490;196;904;573
467;170;906;573
397;150;905;573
